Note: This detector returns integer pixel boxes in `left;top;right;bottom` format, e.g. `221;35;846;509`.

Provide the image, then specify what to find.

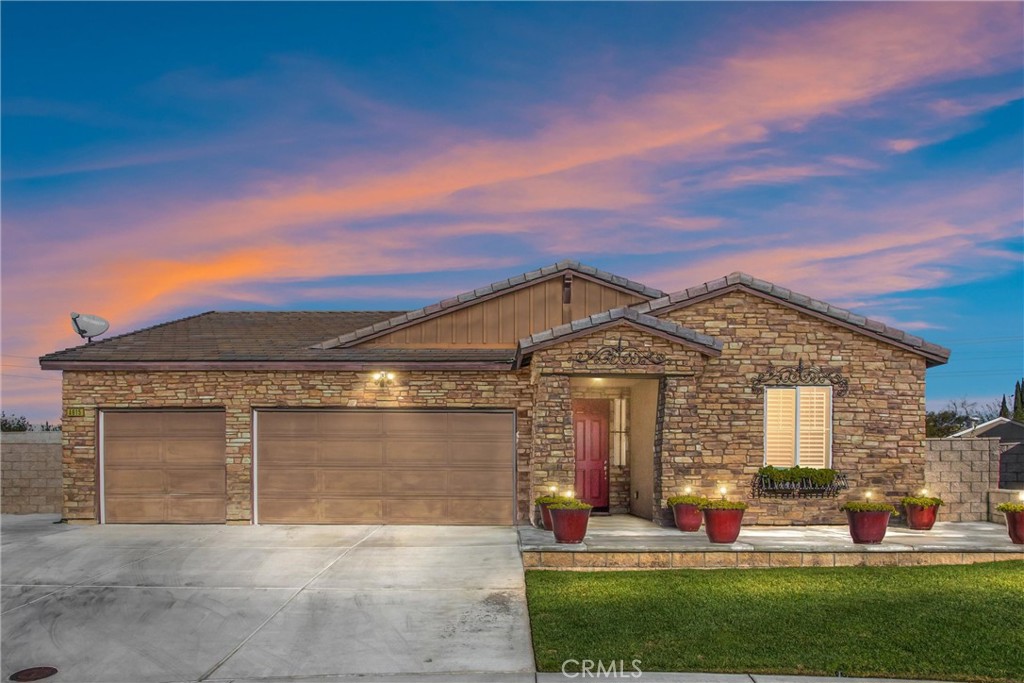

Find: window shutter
797;386;832;467
764;388;796;466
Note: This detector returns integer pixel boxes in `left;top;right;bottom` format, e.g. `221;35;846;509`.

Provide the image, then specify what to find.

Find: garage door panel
449;469;510;496
259;442;320;466
257;410;513;525
452;498;514;525
385;469;448;495
321;498;382;523
259;411;321;436
165;468;225;494
103;410;226;524
260;468;318;493
321;469;383;494
105;468;166;494
384;498;446;522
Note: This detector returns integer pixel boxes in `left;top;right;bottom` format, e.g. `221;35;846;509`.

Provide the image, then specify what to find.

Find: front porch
520;515;1024;569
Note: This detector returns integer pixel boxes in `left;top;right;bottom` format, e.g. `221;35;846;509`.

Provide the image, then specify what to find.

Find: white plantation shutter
796;386;831;467
764;388;797;466
764;385;833;468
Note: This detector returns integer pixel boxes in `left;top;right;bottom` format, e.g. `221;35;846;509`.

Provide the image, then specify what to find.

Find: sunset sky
2;2;1022;423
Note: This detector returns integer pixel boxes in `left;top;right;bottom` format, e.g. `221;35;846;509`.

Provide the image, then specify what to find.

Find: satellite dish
70;312;110;343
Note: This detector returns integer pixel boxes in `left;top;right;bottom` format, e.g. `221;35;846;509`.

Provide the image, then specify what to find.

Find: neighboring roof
314;260;665;350
632;272;951;366
515;306;722;367
949;417;1024;441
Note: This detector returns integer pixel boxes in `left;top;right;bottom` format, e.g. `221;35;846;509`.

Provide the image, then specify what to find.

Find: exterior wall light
373;371;395;388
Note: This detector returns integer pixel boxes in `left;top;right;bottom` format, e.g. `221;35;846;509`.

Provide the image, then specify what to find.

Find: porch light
373;371;395;388
565;489;574;499
920;488;929;497
683;486;693;495
718;484;728;499
549;486;557;494
865;491;873;500
1018;491;1024;502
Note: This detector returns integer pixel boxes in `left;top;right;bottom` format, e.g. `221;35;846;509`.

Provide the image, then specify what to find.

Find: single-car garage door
256;410;514;525
102;410;226;523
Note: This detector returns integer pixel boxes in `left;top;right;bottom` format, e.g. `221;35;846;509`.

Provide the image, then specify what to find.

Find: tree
925;409;972;438
1;412;30;432
1014;379;1024;423
999;395;1011;418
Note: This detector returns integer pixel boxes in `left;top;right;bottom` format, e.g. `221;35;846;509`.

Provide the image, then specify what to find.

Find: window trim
763;385;833;468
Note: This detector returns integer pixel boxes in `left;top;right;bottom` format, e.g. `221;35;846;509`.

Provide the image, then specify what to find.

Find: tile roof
314;260;666;349
517;307;723;357
40;311;404;363
631;272;951;365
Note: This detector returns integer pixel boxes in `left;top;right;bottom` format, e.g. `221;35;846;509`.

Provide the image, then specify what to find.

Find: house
40;261;950;526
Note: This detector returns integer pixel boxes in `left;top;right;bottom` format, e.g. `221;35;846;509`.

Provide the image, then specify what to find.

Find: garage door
256;410;514;525
102;411;226;523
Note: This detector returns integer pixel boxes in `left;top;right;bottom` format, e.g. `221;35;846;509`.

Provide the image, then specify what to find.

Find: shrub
535;495;574;505
547;500;593;511
667;495;709;507
995;502;1024;513
840;501;898;514
700;499;748;511
758;465;838;487
901;496;944;508
1;412;30;432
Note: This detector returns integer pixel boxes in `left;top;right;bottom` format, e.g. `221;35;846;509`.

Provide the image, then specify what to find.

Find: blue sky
2;2;1022;422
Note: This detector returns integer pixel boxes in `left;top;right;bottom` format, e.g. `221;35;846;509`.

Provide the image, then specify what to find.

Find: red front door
573;399;609;509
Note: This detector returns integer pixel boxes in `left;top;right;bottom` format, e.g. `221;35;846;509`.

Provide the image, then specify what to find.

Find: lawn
526;561;1024;683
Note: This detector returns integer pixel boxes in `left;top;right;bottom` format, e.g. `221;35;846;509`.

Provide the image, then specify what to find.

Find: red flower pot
846;510;891;544
703;508;744;543
550;507;591;544
905;504;938;531
1005;511;1024;545
538;502;555;530
672;503;703;532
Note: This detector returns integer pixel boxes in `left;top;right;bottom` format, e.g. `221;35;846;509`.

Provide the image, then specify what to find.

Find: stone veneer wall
924;437;1000;522
665;291;929;525
61;370;534;523
1;431;62;514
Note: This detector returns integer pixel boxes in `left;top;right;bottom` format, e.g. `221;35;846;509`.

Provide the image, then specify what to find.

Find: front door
573;399;609;509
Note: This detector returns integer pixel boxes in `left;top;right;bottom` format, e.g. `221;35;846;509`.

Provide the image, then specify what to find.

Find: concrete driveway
1;514;535;683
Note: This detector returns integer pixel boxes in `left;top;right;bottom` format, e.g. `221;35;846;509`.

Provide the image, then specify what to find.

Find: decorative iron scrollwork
750;359;849;397
573;337;666;367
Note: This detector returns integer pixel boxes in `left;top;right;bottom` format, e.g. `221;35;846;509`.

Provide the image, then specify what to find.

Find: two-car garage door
101;409;515;525
256;411;515;525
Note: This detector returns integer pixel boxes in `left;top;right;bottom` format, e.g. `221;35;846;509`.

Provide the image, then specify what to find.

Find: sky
2;2;1022;424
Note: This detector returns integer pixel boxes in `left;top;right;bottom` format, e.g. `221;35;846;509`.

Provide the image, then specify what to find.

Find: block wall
924;437;999;521
1;431;62;514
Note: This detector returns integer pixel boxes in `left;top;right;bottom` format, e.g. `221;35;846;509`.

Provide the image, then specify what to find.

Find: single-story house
40;260;950;526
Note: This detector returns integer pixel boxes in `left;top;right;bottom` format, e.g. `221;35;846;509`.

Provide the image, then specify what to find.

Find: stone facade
924;437;1000;522
664;291;928;525
1;431;62;514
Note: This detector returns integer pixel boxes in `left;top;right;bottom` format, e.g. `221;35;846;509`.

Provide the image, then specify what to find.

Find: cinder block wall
999;442;1024;489
924;437;999;521
1;431;62;514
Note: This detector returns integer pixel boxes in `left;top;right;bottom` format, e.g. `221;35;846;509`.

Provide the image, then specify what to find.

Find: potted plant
995;502;1024;545
666;494;709;532
753;465;847;498
700;499;748;543
534;495;572;530
900;495;943;531
840;501;898;544
548;499;593;544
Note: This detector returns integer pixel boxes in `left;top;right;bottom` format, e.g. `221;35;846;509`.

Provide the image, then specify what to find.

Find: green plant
901;496;943;508
547;500;593;511
840;501;898;514
667;495;709;507
1;412;30;432
995;502;1024;513
758;465;838;487
535;495;573;505
700;499;748;511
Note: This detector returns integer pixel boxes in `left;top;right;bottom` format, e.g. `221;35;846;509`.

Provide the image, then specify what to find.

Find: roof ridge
314;260;666;349
635;273;950;364
39;310;217;362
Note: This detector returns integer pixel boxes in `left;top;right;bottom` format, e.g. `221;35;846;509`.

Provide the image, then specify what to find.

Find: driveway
1;514;535;683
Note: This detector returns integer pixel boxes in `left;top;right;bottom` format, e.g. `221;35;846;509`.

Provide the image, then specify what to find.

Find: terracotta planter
672;503;703;532
904;504;939;531
550;507;591;544
846;510;891;544
1005;510;1024;545
703;508;744;543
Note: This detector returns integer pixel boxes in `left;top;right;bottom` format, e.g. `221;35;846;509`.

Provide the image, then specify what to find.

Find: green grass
526;562;1024;682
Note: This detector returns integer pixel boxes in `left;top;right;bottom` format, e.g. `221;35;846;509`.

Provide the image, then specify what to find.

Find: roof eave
39;360;517;372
